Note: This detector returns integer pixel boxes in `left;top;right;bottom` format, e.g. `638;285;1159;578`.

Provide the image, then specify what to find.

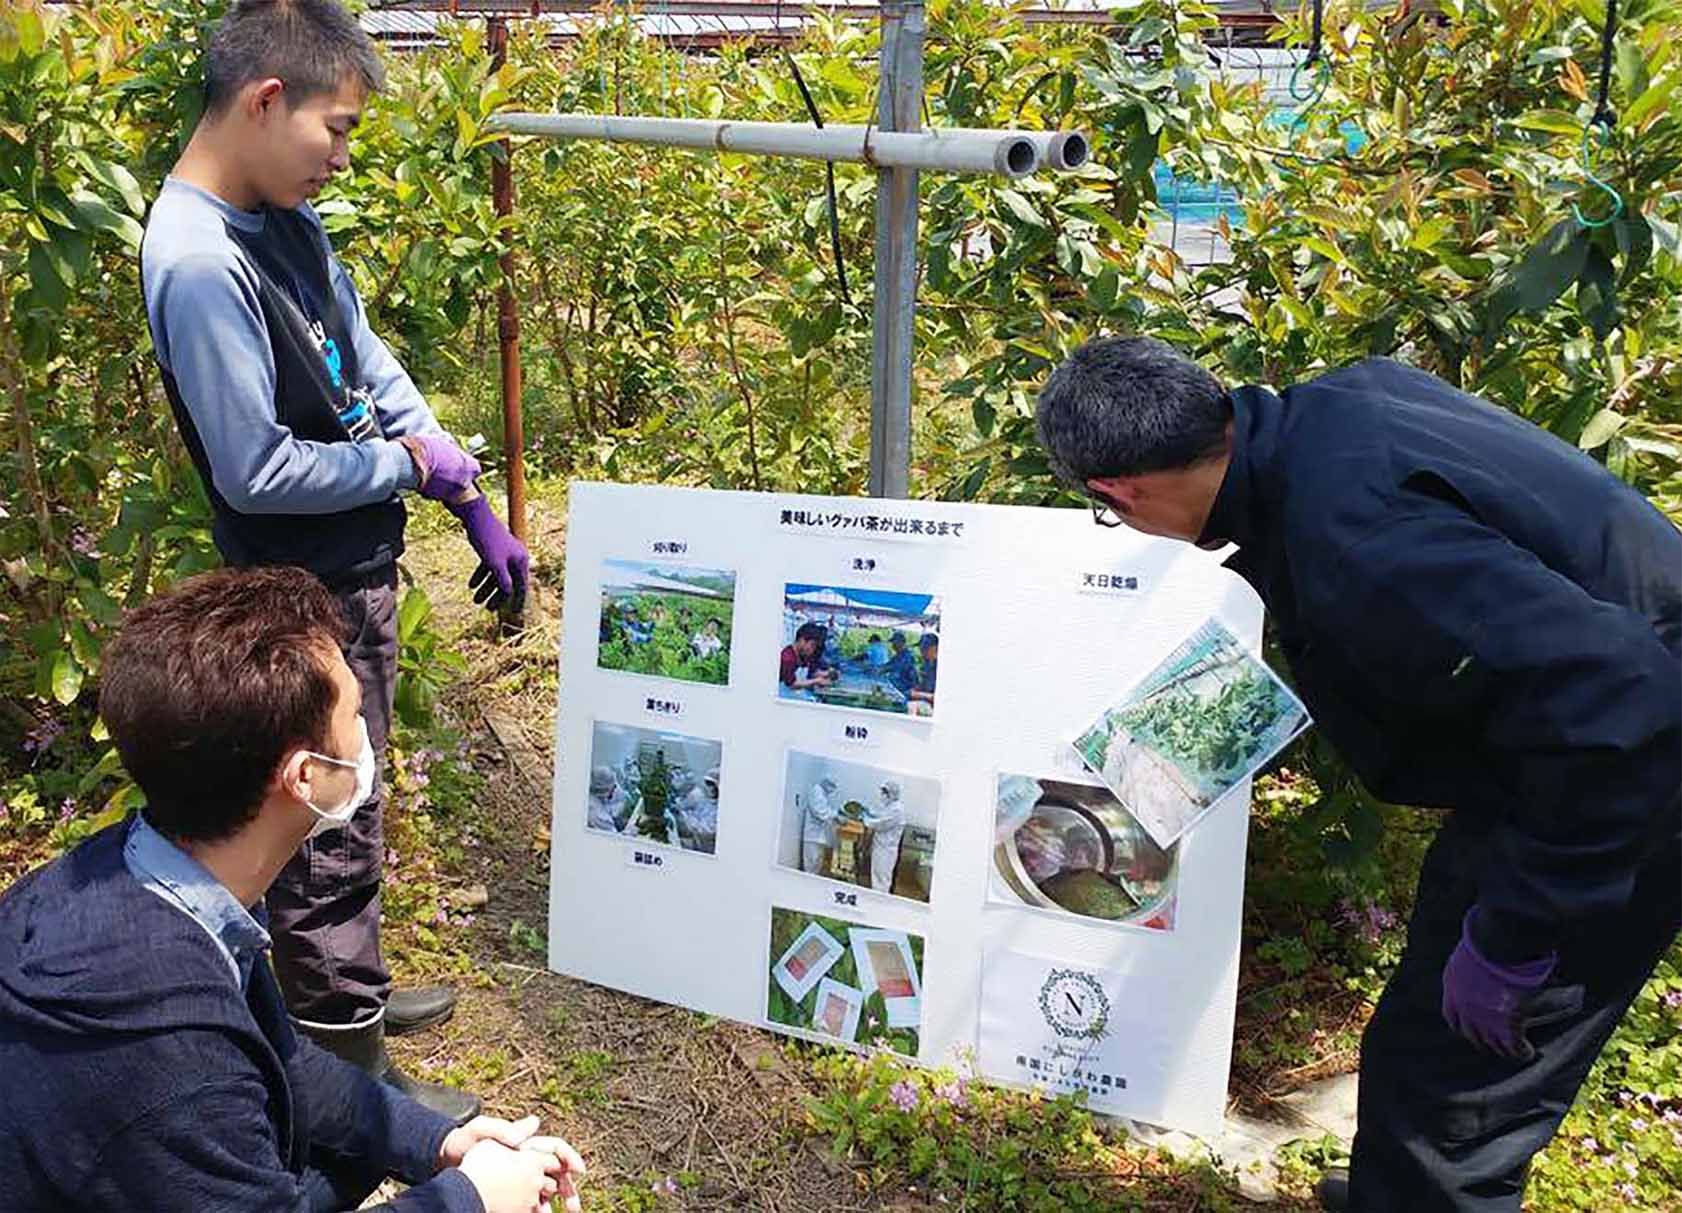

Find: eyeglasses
1088;492;1125;529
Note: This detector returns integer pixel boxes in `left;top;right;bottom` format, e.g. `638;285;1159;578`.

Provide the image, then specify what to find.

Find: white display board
548;482;1263;1138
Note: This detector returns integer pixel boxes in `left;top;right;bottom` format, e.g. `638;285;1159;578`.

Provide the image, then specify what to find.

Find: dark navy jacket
1201;359;1682;959
0;822;481;1212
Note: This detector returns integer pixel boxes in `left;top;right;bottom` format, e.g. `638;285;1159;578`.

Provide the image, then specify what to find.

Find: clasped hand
440;1114;585;1213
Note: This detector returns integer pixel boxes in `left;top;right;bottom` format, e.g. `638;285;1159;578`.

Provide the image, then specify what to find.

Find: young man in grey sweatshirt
141;0;528;1123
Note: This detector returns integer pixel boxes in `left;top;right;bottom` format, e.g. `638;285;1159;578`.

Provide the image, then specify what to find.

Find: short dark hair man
140;0;529;1119
780;622;836;694
0;568;583;1213
908;633;939;715
1037;336;1681;1213
883;630;918;697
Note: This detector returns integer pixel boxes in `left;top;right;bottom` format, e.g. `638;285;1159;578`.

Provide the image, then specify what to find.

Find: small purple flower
1632;1118;1649;1132
889;1080;918;1112
935;1079;967;1108
650;1175;678;1196
1337;898;1398;946
1619;1183;1637;1200
58;797;77;822
22;717;65;757
386;848;400;866
1581;1136;1599;1153
1662;990;1682;1010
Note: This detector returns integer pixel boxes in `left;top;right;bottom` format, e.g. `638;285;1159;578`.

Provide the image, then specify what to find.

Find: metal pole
488;17;528;573
869;0;922;500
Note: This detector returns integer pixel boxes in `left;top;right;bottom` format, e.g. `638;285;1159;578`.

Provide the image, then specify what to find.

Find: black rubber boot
1315;1167;1350;1212
385;985;458;1036
295;1013;481;1126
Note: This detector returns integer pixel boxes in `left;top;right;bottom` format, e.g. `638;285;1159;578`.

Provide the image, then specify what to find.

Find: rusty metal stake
488;16;528;627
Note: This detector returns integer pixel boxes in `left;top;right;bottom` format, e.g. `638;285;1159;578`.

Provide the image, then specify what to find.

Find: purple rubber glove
1441;908;1555;1060
402;434;481;502
449;495;529;613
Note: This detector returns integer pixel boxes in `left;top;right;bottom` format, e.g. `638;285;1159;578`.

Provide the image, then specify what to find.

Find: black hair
101;567;351;843
1035;336;1231;485
204;0;385;117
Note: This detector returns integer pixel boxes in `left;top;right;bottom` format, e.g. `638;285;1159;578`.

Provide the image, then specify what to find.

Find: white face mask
299;716;375;839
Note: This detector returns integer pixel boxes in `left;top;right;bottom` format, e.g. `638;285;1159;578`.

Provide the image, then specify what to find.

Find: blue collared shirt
122;814;271;990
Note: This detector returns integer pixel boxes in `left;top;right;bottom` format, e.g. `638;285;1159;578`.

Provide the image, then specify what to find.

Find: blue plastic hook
1572;119;1625;230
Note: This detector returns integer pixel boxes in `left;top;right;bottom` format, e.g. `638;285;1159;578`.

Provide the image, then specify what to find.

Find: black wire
1307;0;1324;65
773;0;852;310
1592;0;1618;126
785;51;853;309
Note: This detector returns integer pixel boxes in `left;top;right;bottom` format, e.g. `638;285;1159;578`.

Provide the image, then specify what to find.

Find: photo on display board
811;977;865;1043
766;907;925;1054
776;584;942;718
597;558;737;686
775;749;941;904
848;927;923;1028
1072;617;1310;848
771;919;845;1002
988;772;1179;932
585;721;724;855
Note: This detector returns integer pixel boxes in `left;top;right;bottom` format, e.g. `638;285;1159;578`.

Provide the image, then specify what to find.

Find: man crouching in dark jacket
1036;337;1681;1213
0;567;584;1213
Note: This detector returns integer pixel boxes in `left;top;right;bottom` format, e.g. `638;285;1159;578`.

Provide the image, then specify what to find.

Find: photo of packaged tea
810;978;864;1043
786;936;830;981
765;907;925;1054
770;920;843;1002
849;927;922;1029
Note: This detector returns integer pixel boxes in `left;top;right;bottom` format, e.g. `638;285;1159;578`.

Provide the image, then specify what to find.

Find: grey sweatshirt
141;177;440;515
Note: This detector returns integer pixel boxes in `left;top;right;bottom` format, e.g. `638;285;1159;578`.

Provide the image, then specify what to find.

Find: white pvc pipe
944;128;1091;172
486;113;1046;178
824;125;1091;173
